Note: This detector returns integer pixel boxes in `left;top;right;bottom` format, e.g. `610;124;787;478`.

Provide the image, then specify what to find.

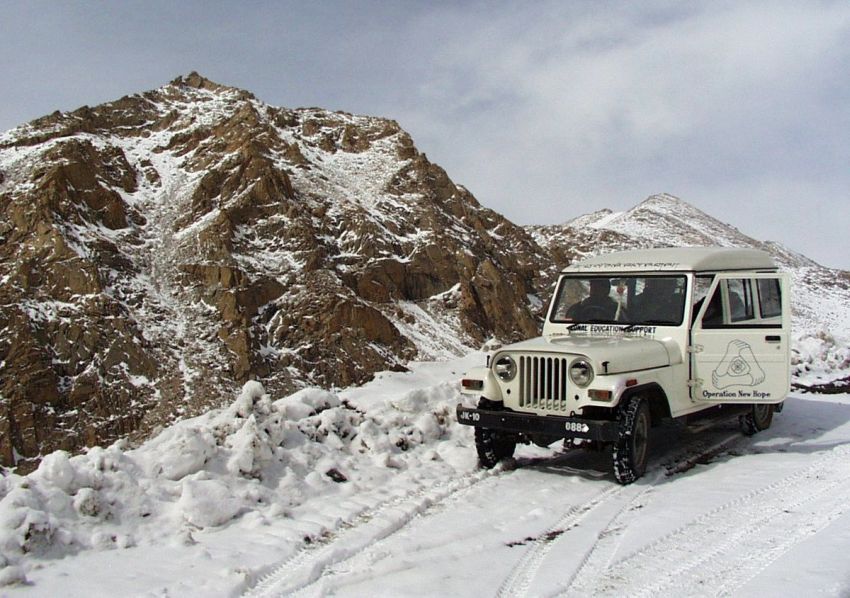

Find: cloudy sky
2;1;848;268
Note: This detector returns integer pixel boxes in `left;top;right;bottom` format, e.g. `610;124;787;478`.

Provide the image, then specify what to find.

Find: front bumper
456;405;619;442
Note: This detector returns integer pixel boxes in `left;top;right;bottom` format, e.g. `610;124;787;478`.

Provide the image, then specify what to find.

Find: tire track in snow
495;482;644;598
567;443;850;597
712;493;849;596
555;475;660;598
502;431;744;598
242;467;499;598
557;432;743;597
660;431;746;477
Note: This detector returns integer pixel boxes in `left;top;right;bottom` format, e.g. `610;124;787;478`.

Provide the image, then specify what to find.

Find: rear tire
612;396;651;485
474;399;517;469
740;403;774;436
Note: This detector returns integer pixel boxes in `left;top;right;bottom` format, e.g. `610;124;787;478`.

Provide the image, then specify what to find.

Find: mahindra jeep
457;247;791;484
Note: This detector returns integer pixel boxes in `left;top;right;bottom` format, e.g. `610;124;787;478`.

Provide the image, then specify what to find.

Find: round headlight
494;355;517;381
569;358;594;387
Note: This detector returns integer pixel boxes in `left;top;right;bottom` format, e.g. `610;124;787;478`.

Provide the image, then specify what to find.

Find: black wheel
612;396;651;485
474;399;516;469
740;403;774;436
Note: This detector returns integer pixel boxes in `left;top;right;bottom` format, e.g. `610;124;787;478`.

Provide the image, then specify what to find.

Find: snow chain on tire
474;398;517;469
612;395;651;485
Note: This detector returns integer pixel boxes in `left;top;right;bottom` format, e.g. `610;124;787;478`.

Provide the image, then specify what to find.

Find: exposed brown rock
0;73;551;469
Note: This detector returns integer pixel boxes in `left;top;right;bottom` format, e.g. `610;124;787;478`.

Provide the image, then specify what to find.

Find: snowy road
4;356;850;597
245;396;850;598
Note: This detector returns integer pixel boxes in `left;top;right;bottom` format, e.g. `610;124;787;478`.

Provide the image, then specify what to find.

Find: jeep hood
499;335;680;374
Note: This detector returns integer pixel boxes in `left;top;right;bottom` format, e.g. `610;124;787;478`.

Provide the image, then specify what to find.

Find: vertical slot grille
518;355;569;411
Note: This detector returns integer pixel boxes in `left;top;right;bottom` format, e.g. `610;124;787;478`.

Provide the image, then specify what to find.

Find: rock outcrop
0;73;548;469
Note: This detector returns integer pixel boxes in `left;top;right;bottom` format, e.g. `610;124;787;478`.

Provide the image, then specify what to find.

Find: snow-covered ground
2;345;850;597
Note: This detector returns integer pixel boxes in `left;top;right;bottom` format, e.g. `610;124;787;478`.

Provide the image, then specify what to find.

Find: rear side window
757;278;782;318
700;277;781;328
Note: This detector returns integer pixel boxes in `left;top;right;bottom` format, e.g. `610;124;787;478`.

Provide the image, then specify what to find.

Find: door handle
765;335;781;343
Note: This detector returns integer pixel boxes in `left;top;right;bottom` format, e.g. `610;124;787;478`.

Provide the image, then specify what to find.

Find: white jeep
457;247;790;484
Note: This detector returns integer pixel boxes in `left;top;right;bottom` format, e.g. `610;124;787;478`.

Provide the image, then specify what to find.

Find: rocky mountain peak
170;71;232;93
628;192;739;231
635;192;689;210
0;75;548;470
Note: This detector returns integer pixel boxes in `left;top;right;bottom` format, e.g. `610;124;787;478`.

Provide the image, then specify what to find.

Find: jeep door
690;273;790;403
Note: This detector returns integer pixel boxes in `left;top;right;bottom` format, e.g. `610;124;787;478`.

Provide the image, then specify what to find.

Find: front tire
740;403;774;436
612;396;651;484
474;399;516;469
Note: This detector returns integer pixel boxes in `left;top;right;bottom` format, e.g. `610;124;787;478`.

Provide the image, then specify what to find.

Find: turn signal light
588;389;613;402
462;379;484;391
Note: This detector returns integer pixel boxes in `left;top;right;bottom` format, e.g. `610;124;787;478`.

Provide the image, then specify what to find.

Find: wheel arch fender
620;383;671;424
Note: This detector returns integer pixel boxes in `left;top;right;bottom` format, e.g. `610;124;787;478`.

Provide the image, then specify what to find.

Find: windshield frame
548;274;689;327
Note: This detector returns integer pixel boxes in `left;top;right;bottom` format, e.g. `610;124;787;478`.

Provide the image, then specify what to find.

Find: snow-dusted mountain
530;193;850;386
1;74;846;473
0;73;547;469
534;193;819;269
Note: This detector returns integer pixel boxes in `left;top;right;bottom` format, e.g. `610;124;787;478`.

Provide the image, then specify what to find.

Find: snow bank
3;335;849;590
0;376;468;586
792;330;850;386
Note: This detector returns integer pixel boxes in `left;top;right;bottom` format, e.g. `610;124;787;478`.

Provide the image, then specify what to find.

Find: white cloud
413;1;848;158
393;1;850;267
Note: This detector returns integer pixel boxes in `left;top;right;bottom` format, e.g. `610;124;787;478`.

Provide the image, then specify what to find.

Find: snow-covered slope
2;357;850;595
0;357;481;589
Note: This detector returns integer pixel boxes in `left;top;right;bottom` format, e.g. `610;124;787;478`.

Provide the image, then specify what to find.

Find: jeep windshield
550;275;687;326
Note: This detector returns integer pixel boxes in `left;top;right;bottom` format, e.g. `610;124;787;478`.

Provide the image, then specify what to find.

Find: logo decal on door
712;339;765;389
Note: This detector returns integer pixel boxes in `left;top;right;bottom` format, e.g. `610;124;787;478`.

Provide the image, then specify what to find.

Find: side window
727;279;754;323
700;277;781;328
701;286;724;327
757;278;782;318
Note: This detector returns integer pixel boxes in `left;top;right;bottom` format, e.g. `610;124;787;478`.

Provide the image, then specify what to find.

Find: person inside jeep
566;278;618;320
632;277;685;323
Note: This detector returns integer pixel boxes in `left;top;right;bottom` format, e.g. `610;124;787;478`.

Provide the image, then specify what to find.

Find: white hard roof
562;247;778;273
